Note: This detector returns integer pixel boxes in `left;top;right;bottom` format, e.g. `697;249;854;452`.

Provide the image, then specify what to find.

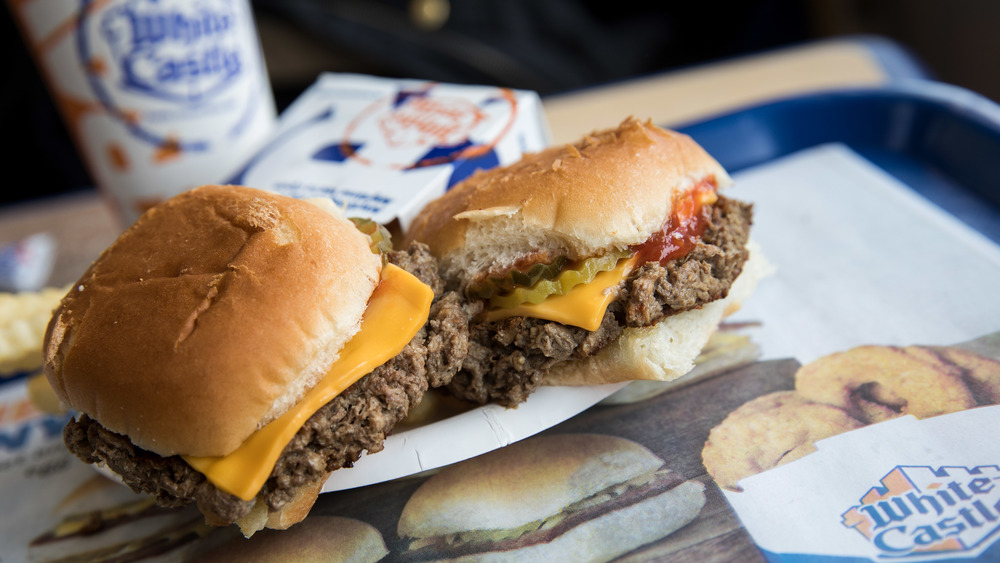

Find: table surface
1;37;899;288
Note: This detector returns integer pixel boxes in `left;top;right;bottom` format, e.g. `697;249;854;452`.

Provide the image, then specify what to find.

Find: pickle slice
467;256;570;300
349;217;394;260
488;250;631;309
510;256;570;289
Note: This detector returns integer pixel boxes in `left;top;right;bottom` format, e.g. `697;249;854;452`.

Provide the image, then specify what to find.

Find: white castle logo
98;0;243;103
842;465;1000;558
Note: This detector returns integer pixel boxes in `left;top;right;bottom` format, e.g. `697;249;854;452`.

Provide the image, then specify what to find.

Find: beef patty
62;243;469;526
447;196;752;406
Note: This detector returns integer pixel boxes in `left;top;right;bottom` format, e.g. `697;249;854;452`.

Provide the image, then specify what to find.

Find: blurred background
3;0;998;207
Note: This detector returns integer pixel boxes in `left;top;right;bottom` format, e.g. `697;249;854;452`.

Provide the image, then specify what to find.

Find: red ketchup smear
631;178;718;265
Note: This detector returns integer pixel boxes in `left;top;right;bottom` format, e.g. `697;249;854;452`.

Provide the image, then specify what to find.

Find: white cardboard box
229;72;551;230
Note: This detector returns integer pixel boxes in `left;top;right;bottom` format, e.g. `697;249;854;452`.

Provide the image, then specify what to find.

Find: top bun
404;117;731;281
397;433;665;539
44;185;381;457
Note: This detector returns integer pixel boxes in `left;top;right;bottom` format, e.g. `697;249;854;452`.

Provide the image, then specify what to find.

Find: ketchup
631;178;717;265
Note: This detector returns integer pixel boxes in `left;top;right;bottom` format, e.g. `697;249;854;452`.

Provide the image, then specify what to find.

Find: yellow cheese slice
184;263;433;501
483;254;640;332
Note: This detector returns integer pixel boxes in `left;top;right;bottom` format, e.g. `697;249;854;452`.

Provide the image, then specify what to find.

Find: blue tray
676;80;1000;244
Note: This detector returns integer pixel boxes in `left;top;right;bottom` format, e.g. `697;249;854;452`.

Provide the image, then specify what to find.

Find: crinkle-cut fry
0;285;69;375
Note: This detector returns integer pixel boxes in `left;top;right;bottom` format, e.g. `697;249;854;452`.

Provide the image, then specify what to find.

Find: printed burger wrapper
715;143;1000;562
229;72;551;231
724;406;1000;562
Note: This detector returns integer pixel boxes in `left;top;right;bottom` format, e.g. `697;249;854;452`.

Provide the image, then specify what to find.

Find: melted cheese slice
483;254;640;331
184;263;433;501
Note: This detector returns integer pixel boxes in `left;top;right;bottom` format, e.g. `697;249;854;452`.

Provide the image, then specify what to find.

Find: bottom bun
231;476;329;537
543;240;770;386
441;480;706;563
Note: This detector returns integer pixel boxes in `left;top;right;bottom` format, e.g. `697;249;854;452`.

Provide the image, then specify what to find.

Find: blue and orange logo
842;465;1000;558
231;82;520;219
76;0;259;152
94;0;242;103
335;84;516;179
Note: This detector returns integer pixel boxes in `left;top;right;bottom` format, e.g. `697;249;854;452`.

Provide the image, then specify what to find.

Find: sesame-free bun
43;185;381;457
404;116;731;282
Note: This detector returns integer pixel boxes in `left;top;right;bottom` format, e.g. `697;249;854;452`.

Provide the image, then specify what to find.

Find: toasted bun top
397;433;665;538
404;117;731;281
44;185;381;457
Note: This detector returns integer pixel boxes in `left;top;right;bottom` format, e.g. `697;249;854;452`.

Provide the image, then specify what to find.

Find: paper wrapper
229;73;551;232
701;143;1000;561
725;405;1000;561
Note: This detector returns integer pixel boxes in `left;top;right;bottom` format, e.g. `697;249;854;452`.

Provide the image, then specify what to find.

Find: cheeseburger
43;185;468;535
404;117;764;406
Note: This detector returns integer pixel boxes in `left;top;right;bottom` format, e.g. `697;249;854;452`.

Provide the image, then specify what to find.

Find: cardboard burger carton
229;72;551;232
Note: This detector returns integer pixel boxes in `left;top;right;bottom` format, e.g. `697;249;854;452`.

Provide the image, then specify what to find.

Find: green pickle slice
466;256;570;300
480;250;631;309
349;217;393;260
